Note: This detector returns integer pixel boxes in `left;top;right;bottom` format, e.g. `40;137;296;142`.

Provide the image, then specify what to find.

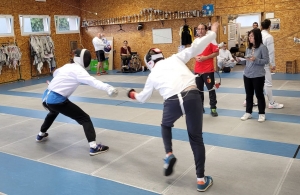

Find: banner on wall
270;18;280;32
202;4;214;17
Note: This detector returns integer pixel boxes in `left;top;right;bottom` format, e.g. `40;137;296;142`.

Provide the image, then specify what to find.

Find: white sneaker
241;113;252;121
268;102;284;109
258;114;266;122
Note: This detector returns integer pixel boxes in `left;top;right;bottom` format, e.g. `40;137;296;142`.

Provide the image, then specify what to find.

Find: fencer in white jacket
127;22;220;192
37;49;118;156
261;19;283;109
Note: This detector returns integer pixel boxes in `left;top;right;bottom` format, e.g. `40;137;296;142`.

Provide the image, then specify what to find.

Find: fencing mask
73;49;91;68
144;48;164;70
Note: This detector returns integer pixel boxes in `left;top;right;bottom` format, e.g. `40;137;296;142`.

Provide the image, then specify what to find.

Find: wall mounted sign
202;4;214;17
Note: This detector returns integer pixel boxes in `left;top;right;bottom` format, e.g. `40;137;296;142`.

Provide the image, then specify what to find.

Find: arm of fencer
134;77;154;103
175;31;216;64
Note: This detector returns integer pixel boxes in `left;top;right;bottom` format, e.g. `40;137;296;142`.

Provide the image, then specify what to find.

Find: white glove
107;86;118;97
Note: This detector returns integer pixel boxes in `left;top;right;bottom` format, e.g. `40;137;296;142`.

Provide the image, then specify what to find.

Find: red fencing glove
127;89;136;99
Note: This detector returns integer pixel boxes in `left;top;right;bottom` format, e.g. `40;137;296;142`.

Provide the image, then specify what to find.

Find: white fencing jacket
43;63;111;103
261;30;275;67
134;31;216;103
92;37;106;51
217;49;234;61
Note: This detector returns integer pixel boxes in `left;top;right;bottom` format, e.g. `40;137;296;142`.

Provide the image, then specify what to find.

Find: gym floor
0;65;299;195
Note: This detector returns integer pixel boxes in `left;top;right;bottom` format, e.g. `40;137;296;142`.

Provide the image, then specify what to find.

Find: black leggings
41;99;96;142
195;72;217;109
161;90;205;178
243;75;266;114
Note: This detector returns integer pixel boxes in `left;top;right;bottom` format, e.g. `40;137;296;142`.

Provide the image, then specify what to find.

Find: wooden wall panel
82;0;300;72
0;0;82;84
1;0;300;84
215;0;300;73
80;0;215;70
85;0;300;73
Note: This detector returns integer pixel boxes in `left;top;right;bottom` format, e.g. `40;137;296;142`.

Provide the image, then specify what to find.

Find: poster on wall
270;18;280;32
202;4;214;16
152;28;172;44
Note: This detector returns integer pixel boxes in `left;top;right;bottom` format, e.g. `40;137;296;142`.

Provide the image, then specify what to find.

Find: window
19;15;50;36
54;16;80;34
0;15;14;37
236;14;261;28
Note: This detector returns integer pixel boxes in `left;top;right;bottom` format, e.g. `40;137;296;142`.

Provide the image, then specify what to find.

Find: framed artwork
270;19;280;32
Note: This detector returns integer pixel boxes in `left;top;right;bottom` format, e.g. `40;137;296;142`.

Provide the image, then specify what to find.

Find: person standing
253;22;259;29
127;22;219;192
239;28;269;122
242;21;260;107
92;33;107;76
261;19;284;109
37;49;118;156
194;23;219;117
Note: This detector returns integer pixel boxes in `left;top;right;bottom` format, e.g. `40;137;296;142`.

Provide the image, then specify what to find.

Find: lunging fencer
126;22;219;192
37;49;118;156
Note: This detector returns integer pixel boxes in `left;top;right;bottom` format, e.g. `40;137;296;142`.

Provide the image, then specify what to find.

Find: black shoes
210;109;218;117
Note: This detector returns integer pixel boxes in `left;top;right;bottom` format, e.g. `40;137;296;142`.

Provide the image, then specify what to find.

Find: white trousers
217;61;236;69
264;65;274;104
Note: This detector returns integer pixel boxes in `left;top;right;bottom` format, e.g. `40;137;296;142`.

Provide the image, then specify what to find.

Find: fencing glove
107;86;118;97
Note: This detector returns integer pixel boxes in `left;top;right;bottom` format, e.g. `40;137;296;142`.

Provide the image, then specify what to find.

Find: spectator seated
217;42;237;73
121;52;142;73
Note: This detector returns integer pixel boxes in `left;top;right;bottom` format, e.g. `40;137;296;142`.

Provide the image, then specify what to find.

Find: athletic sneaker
36;133;48;142
211;109;218;117
164;154;177;176
90;144;109;156
197;176;213;192
241;113;252;121
258;114;266;122
268;102;284;109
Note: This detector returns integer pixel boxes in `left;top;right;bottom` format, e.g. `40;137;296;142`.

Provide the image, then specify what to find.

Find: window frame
19;15;51;36
0;15;14;37
54;15;81;34
236;13;261;28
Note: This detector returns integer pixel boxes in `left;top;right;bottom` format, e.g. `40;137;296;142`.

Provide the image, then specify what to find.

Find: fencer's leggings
195;72;217;109
41;99;96;142
161;90;205;178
